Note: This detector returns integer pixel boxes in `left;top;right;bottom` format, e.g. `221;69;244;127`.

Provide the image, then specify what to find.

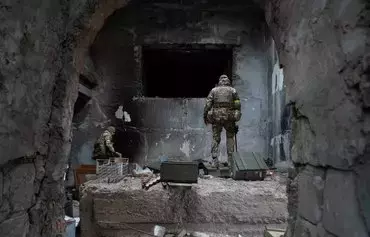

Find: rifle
234;124;239;152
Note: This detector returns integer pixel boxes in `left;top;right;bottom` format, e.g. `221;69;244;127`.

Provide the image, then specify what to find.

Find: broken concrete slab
297;165;325;224
322;169;368;237
0;213;29;237
80;177;288;236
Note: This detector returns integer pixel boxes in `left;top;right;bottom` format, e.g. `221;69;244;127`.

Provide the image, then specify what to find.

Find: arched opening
69;1;291;236
67;1;369;237
71;0;279;167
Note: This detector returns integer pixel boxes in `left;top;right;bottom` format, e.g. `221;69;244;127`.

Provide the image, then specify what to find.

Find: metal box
160;161;198;183
232;152;269;181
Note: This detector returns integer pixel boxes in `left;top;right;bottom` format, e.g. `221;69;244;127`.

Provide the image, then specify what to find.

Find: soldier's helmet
107;126;116;134
218;75;231;86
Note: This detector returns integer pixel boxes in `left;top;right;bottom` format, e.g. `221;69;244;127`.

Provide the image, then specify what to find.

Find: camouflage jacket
204;85;241;123
92;130;116;158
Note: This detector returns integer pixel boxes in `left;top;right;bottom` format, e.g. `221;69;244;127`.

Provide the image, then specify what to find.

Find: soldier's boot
211;157;220;169
227;153;234;177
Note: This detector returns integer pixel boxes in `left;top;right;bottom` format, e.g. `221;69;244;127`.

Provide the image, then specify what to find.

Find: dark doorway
142;45;233;98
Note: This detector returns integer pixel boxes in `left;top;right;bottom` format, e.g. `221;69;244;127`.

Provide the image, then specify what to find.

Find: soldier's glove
234;125;239;134
115;152;122;157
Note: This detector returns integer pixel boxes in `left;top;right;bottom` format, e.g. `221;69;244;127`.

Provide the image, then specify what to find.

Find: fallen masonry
80;176;288;237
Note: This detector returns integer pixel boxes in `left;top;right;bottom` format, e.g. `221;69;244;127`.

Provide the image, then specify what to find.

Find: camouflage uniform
204;75;241;168
92;126;121;160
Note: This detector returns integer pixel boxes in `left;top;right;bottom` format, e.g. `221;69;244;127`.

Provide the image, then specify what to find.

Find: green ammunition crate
160;161;199;183
232;152;269;181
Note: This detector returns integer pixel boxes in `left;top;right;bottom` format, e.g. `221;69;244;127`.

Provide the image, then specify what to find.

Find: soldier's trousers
211;122;235;160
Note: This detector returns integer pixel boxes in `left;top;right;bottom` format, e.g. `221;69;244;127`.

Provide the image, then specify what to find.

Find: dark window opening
79;74;97;89
72;92;90;122
142;46;233;98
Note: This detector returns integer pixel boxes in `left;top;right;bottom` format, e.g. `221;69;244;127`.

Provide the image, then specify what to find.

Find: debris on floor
263;227;285;237
132;163;153;177
154;225;167;237
153;226;212;237
191;232;210;237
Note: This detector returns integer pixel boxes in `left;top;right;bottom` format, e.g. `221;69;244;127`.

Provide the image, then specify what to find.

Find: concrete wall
266;0;370;236
70;1;272;165
268;38;293;167
0;0;79;236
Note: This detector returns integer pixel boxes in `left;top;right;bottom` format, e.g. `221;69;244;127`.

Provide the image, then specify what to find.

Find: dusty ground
80;174;288;237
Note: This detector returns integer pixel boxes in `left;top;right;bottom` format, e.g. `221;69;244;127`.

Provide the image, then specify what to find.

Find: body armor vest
212;86;236;107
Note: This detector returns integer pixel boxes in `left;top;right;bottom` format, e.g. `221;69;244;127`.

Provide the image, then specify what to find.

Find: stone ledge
81;177;288;236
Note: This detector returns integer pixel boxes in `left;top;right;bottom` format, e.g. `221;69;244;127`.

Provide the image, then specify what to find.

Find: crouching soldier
203;75;241;169
92;126;122;160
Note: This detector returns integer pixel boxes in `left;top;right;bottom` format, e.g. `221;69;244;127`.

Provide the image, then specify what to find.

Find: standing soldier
92;126;122;160
203;75;241;169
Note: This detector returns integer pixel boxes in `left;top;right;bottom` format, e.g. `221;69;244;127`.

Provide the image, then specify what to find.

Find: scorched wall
70;1;273;165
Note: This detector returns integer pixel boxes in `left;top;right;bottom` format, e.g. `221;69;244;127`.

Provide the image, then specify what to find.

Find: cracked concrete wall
71;0;272;165
0;0;131;235
266;0;370;236
0;0;76;236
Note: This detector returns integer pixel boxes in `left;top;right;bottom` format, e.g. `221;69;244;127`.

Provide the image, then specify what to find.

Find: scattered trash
198;169;205;177
200;174;213;179
64;216;80;227
72;200;79;217
142;175;161;190
160;154;169;163
153;225;166;237
133;164;153;177
64;216;77;237
191;232;210;237
74;217;80;227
